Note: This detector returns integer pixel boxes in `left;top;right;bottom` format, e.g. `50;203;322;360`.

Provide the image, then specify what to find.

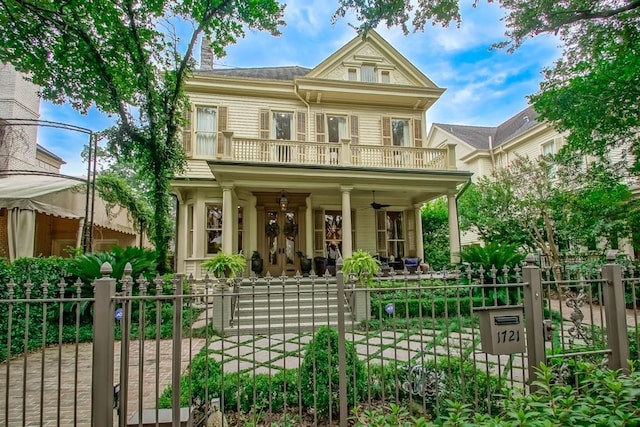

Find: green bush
0;257;80;361
371;295;485;319
299;326;367;417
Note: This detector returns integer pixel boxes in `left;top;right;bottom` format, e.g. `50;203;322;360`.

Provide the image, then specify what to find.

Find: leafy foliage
343;250;380;287
460;155;631;277
299;326;366;417
420;199;450;270
202;251;247;278
0;257;88;361
459;242;524;272
95;172;153;233
0;0;285;270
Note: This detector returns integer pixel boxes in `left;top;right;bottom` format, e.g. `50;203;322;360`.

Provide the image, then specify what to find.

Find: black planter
251;259;263;275
300;257;312;275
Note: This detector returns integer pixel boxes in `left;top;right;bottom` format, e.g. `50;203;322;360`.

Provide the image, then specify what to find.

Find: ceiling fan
370;191;390;210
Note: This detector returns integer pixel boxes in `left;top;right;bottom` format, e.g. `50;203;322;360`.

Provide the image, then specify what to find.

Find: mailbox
476;306;525;355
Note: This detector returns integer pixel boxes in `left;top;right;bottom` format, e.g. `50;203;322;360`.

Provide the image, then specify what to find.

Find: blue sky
39;1;559;176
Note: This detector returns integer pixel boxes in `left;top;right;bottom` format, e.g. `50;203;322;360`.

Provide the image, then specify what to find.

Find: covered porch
173;161;470;278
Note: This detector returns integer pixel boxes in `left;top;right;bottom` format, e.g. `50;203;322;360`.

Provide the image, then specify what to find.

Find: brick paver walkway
0;339;205;426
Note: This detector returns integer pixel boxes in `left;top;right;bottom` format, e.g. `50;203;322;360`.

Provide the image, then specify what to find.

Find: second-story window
273;112;293;140
392;119;410;146
195;107;217;157
327;115;348;143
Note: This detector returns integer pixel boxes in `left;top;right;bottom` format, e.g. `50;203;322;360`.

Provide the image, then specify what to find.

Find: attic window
381;71;390;83
347;68;357;81
361;64;376;83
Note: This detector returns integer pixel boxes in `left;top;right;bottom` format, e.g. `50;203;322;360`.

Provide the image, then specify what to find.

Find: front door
265;209;299;276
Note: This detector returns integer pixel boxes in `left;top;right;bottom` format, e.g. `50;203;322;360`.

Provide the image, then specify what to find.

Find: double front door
256;192;308;276
264;209;299;276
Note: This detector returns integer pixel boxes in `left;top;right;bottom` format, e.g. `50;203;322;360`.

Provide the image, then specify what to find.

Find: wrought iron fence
0;254;636;426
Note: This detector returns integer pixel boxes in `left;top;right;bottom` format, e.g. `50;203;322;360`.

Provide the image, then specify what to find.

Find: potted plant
342;250;381;287
202;251;246;279
296;251;312;276
250;251;263;275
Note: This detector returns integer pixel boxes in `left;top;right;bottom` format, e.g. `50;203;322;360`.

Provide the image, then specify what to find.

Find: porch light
278;191;289;211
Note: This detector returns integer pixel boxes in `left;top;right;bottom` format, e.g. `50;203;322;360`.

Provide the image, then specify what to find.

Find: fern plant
342;250;380;287
202;251;246;278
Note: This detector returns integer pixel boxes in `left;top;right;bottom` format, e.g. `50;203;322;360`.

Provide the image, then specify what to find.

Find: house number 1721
497;330;520;343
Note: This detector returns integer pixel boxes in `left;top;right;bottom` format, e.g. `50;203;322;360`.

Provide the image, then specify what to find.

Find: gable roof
433;106;540;149
195;66;311;81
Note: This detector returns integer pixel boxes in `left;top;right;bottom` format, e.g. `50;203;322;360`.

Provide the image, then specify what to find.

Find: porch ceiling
207;161;470;203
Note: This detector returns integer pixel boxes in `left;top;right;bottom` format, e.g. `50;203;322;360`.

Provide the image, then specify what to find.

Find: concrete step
237;304;346;316
225;320;352;335
237;295;340;306
238;285;339;295
234;312;352;327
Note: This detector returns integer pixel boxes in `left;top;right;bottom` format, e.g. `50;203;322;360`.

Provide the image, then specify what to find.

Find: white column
447;192;461;264
194;197;206;259
414;203;424;260
221;183;234;253
177;199;188;273
305;196;313;257
341;185;353;259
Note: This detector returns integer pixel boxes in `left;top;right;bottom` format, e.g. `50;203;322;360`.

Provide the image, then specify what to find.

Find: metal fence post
601;251;630;371
336;259;348;427
92;263;116;427
522;254;545;390
172;274;184;427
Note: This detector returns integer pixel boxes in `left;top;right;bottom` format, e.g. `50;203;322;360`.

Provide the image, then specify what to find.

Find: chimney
200;36;214;70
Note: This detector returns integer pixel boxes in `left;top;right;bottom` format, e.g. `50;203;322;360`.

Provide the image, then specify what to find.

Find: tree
420;198;450;270
459;154;632;275
0;0;284;269
335;0;640;171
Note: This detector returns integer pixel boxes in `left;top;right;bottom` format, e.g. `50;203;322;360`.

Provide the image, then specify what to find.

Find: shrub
371;295;485;319
0;257;79;361
299;326;367;417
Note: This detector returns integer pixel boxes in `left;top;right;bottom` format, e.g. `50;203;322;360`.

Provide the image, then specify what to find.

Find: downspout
455;177;473;253
489;135;496;167
294;82;311;142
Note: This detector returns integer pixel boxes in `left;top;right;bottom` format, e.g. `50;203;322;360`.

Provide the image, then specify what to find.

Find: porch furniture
403;257;421;274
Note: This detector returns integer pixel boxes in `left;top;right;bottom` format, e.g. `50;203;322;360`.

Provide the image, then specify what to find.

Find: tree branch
546;0;640;31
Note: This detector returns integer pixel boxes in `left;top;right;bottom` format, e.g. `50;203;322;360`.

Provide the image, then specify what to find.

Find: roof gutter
455;177;472;201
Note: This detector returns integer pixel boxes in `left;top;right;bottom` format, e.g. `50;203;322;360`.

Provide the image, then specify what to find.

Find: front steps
225;278;353;334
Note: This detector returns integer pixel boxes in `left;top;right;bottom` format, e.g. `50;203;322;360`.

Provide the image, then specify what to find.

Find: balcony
216;133;456;171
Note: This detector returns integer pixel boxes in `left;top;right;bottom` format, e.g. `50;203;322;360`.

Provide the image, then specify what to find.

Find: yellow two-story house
172;31;471;277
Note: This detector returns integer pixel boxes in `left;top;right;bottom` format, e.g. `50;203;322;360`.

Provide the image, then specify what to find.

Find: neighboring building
172;30;471;277
0;64;139;261
426;106;562;182
426;106;636;256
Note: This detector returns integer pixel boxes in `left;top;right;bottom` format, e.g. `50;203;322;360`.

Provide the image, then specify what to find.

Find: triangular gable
305;30;439;89
426;124;483;152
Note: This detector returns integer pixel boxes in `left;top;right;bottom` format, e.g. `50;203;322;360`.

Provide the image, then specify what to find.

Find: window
542;140;556;157
206;205;223;254
272;111;294;140
381;71;390;83
361;64;376;83
392;119;410;146
327;115;348;143
542;140;557;177
348;68;357;81
377;211;405;259
195;107;217;157
205;204;244;255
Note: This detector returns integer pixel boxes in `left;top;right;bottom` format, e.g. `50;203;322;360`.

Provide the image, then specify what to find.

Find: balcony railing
218;133;456;171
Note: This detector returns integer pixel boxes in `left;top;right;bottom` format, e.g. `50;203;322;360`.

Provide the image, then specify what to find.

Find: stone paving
0;327;526;426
